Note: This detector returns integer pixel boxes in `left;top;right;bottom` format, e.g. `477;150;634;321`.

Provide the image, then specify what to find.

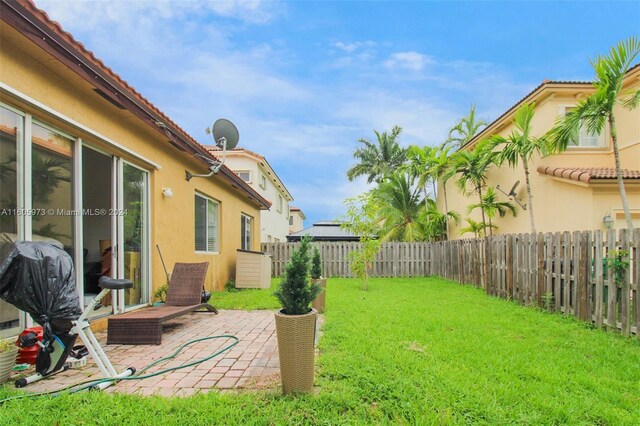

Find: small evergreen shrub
274;236;321;315
311;247;322;279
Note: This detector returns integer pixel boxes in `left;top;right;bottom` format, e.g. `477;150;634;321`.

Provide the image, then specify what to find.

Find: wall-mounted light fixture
162;188;173;198
603;212;615;230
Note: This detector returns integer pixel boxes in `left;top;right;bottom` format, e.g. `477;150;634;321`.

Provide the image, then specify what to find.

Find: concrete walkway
13;310;282;397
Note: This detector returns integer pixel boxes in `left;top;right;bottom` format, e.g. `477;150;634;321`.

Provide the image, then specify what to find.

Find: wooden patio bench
107;262;217;345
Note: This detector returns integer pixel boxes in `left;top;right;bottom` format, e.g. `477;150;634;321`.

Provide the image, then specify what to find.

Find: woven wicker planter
0;346;18;384
311;278;327;314
274;308;317;394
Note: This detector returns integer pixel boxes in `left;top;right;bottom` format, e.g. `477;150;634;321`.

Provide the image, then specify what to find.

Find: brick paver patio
12;310;282;397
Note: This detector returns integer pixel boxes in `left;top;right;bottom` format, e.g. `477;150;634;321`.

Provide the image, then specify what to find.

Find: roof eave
461;81;595;151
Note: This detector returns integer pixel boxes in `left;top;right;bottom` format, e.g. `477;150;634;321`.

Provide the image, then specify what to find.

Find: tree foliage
442;104;488;150
467;186;517;236
273;236;321;314
341;193;381;290
451;141;496;237
489;103;545;234
311;246;322;279
346;126;407;184
373;172;426;242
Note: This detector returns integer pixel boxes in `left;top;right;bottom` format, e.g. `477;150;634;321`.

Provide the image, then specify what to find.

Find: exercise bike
16;277;136;389
0;241;135;391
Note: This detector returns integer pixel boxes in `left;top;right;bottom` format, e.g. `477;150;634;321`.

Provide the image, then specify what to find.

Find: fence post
634;229;640;339
575;231;589;321
536;233;544;307
594;230;604;328
545;233;553;312
621;229;631;337
606;229;617;330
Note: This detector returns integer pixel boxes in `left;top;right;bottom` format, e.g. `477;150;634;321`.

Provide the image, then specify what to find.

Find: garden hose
0;334;239;405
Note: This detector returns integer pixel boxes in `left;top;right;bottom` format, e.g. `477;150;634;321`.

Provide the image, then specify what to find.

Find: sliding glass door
0;106;22;338
118;162;149;310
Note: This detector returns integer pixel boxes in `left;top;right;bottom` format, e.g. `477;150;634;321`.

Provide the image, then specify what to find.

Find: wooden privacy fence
262;229;639;337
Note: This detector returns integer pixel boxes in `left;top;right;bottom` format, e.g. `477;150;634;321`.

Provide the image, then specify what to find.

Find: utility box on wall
235;249;272;289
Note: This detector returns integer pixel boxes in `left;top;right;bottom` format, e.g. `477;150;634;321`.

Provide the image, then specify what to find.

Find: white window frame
559;105;607;149
236;170;251;183
194;193;220;254
277;195;283;213
260;174;267;189
241;213;253;251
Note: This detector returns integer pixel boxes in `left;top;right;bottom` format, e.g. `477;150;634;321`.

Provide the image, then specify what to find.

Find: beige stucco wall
0;24;261;294
289;211;305;234
442;74;640;239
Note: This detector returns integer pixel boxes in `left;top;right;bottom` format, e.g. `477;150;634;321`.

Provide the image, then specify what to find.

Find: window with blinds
195;193;220;252
563;106;607;148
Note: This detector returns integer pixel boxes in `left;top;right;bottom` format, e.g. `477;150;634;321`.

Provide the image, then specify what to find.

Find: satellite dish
186;118;240;181
508;180;520;197
212;118;239;150
495;180;527;210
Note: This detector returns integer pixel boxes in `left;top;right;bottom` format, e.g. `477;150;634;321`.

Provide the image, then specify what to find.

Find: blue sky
36;0;640;226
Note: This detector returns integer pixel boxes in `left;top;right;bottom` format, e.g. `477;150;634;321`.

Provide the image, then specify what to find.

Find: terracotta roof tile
537;166;640;183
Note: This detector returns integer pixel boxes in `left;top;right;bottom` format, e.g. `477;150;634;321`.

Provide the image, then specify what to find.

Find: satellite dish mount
185;118;239;181
496;180;527;210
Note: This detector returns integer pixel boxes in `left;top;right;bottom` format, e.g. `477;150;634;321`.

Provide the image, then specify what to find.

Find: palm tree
548;37;640;232
442;104;488;150
403;145;437;203
452;141;495;237
422;198;460;241
429;147;456;239
489;103;545;234
467;186;518;236
347;126;407;184
459;218;494;239
372;172;425;242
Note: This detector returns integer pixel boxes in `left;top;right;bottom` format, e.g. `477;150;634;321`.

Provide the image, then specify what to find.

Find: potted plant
311;246;327;314
153;284;168;306
273;236;321;394
0;337;18;383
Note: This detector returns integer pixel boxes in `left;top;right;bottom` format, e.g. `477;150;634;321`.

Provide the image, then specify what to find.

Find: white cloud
332;40;376;53
335;91;459;147
384;51;434;71
35;0;280;28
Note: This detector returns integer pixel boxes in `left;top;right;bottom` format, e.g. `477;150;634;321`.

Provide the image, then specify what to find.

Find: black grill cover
0;241;82;341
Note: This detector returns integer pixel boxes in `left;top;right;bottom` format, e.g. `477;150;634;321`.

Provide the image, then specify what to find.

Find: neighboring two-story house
219;148;294;243
441;65;640;239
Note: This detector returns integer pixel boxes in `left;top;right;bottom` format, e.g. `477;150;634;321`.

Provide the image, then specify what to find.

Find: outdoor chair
107;262;218;345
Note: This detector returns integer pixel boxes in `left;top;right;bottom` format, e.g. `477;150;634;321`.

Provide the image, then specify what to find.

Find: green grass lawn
2;277;639;425
208;279;280;310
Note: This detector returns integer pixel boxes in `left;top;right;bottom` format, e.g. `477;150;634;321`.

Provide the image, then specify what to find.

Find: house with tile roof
213;148;294;243
440;64;640;239
0;0;270;338
286;221;360;242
